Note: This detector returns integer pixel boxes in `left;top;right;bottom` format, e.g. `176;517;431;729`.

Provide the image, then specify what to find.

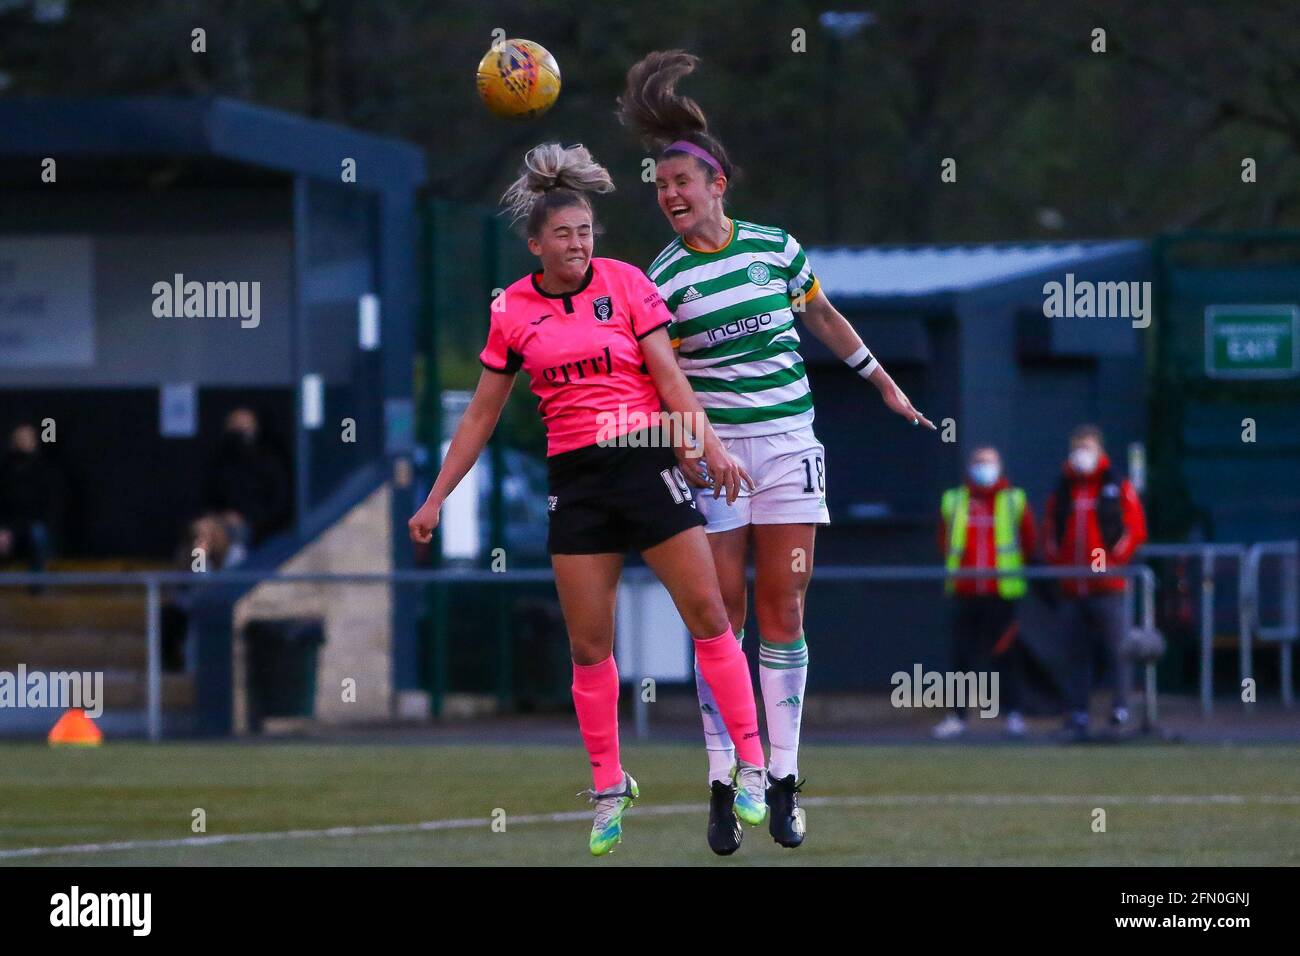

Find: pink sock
571;655;623;792
693;626;765;767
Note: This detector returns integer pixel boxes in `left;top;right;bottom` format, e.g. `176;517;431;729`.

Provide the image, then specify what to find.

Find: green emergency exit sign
1205;305;1299;378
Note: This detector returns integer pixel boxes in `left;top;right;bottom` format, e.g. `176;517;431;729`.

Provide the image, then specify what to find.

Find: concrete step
0;591;149;633
101;671;195;710
0;630;148;669
0;668;193;711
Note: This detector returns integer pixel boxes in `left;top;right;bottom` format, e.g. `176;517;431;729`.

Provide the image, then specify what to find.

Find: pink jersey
479;257;674;456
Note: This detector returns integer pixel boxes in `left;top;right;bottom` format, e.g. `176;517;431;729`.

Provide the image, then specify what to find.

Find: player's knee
755;595;804;643
567;631;612;666
723;598;747;633
682;593;731;638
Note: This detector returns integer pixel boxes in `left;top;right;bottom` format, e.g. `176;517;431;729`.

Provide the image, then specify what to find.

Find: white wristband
845;344;879;379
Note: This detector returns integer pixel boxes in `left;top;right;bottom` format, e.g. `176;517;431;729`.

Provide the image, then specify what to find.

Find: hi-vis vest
941;485;1027;599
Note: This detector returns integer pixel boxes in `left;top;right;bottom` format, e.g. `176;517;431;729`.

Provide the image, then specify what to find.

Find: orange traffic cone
48;708;103;747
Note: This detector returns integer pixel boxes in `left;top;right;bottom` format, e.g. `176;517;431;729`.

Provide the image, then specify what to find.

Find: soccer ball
476;39;561;120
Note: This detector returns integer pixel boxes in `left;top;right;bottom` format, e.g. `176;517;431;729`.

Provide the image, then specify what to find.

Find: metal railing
1139;543;1249;715
0;563;1157;742
0;567;561;741
1245;541;1299;709
1139;541;1299;713
626;562;1161;739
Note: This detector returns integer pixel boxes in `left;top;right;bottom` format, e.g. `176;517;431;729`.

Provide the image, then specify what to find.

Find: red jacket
1042;453;1147;597
937;477;1038;598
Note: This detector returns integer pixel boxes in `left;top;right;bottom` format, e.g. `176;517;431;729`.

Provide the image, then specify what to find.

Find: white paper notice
160;383;197;438
301;372;323;429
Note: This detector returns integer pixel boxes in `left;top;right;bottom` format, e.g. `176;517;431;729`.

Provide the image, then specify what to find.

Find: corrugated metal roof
809;241;1145;299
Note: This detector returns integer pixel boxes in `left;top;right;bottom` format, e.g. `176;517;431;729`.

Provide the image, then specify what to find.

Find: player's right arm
408;368;514;544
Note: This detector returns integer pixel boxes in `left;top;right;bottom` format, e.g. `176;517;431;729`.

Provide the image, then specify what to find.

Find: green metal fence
1150;232;1300;544
1149;232;1300;692
416;199;556;715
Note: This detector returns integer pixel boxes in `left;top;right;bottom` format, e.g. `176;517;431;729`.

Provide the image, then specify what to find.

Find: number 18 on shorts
695;426;831;533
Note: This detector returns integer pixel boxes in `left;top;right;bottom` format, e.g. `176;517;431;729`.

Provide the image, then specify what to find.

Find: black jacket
0;450;67;537
202;435;290;542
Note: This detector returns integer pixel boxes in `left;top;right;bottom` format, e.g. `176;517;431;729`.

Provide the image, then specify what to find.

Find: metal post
496;578;512;712
1283;545;1297;709
1140;567;1159;730
1283;638;1294;710
1141;566;1156;634
1285;545;1299;634
633;574;649;740
431;580;447;719
1200;548;1214;716
1239;547;1253;712
1249;541;1299;709
482;213;511;713
1123;577;1136;722
291;175;312;534
145;577;162;742
420;199;447;720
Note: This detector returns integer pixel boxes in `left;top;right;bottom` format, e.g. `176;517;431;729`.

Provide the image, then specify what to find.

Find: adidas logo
700;702;717;714
681;285;702;303
777;695;801;708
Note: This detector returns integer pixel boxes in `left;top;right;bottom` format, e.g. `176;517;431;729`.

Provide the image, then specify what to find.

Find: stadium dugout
0;97;426;735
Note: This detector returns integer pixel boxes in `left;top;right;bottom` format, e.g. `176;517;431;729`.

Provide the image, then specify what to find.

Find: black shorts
546;432;707;555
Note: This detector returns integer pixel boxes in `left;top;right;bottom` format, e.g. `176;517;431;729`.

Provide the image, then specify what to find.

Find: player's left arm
800;290;936;430
641;327;754;503
627;267;755;502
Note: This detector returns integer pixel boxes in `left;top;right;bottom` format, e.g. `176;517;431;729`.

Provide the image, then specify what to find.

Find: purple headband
666;140;723;175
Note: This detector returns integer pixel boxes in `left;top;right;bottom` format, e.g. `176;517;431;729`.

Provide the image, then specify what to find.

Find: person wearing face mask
933;447;1036;740
1043;424;1147;740
200;407;290;546
0;423;66;575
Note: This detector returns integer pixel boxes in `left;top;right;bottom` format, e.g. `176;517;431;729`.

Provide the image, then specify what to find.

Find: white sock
759;634;808;780
696;628;744;783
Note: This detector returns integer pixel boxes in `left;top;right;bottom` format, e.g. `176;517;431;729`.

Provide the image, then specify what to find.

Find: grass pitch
1;742;1297;866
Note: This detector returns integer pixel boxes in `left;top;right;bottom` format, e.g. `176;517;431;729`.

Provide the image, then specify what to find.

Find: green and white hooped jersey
647;219;821;439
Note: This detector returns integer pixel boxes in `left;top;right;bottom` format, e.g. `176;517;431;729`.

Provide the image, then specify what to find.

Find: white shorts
695;425;831;533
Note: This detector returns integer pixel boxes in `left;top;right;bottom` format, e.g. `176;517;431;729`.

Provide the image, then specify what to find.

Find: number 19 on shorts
660;466;695;506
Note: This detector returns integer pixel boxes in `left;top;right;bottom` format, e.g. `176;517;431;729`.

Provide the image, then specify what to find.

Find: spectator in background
1044;424;1147;740
176;514;235;571
160;514;237;674
201;408;290;549
0;423;67;574
933;446;1035;740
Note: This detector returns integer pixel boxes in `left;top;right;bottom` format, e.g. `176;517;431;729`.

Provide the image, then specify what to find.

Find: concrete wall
232;483;393;731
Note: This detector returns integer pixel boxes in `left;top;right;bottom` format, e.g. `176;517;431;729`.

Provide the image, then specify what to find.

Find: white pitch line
2;794;1297;860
